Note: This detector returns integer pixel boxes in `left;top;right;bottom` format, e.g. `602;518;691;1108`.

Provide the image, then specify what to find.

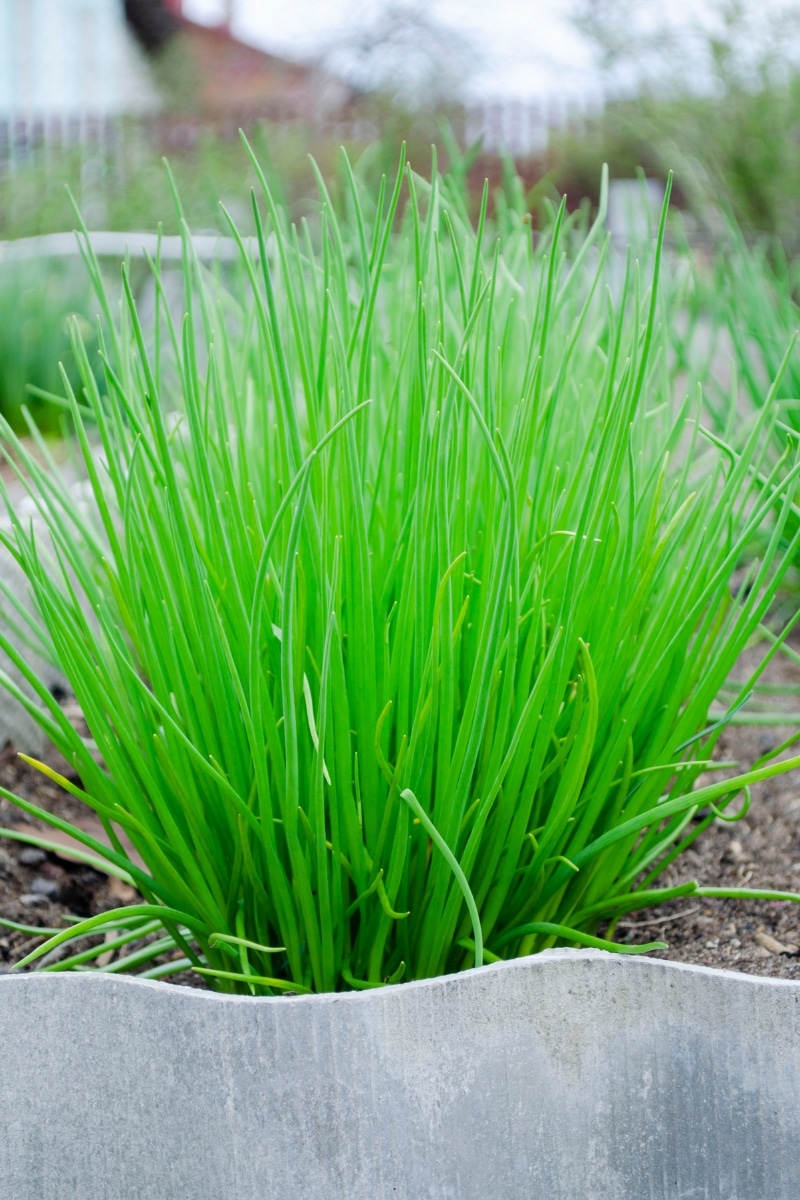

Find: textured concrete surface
1;950;799;1199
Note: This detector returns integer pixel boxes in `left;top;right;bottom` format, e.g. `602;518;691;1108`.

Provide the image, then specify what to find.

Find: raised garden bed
1;951;799;1199
2;153;800;1200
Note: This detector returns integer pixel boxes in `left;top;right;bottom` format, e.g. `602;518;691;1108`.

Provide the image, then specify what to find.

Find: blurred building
0;0;349;124
0;0;159;118
152;2;351;123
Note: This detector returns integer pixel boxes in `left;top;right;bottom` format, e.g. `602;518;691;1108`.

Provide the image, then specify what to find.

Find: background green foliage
0;257;102;432
551;0;800;248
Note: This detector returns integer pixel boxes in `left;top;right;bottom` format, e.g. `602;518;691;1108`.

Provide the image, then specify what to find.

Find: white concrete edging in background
0;231;258;264
0;950;798;1199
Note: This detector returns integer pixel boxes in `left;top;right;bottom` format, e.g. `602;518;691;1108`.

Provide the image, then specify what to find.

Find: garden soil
1;646;800;983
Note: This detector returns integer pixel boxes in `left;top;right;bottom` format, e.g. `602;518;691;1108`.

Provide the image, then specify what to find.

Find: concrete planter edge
1;948;798;1199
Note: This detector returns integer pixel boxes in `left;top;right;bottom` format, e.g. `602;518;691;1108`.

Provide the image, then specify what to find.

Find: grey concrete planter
1;949;798;1199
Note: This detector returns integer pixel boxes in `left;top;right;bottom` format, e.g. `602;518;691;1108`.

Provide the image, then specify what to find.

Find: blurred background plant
3;0;800;429
4;1;800;232
0;257;103;433
550;0;800;248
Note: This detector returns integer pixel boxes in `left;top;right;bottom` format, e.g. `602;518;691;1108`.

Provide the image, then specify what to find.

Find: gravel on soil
612;717;800;978
609;641;800;978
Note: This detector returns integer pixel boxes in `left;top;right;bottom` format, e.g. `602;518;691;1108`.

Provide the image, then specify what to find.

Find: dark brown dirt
2;646;800;983
0;739;116;944
613;737;800;978
0;724;201;984
612;641;800;977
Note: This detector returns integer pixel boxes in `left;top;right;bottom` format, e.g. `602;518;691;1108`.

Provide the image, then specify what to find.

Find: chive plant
2;147;800;995
711;227;800;449
683;226;800;596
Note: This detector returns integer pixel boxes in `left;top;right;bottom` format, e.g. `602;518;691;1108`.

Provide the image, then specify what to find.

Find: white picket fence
0;95;605;170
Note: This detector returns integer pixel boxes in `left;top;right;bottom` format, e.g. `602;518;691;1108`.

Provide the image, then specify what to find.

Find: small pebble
755;931;796;955
0;847;14;877
19;893;48;908
29;877;59;900
19;848;46;867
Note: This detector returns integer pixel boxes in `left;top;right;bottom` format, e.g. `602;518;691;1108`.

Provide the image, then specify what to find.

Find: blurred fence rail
0;95;604;170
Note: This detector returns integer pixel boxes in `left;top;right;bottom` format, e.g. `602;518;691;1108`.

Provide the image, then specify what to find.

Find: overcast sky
181;1;799;101
181;0;602;100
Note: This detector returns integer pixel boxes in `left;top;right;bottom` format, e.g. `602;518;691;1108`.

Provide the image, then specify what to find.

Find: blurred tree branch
320;3;482;112
560;0;800;248
569;0;800;93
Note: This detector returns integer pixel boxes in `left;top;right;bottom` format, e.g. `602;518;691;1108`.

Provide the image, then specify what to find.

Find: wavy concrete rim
3;943;799;1003
1;949;799;1199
